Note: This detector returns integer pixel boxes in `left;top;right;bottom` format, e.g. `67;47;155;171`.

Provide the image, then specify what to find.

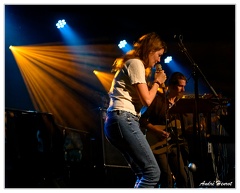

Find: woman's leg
104;111;160;188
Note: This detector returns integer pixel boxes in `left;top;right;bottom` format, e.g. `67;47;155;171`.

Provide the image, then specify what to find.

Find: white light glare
164;56;172;63
56;19;66;29
118;40;127;49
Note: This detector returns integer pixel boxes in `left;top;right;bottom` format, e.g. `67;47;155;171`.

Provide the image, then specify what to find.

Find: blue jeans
104;110;160;188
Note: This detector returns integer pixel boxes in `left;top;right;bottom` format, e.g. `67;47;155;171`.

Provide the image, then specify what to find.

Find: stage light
118;39;132;53
9;44;118;132
164;56;172;63
56;19;66;29
93;70;98;75
118;40;127;49
93;70;114;92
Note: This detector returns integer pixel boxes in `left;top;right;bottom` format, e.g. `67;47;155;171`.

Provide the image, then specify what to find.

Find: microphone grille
155;64;162;72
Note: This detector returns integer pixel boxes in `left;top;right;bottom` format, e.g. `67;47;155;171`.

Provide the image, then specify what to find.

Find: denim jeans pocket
104;119;123;141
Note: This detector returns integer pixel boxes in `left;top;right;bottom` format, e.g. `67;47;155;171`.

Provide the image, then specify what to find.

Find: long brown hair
112;32;167;72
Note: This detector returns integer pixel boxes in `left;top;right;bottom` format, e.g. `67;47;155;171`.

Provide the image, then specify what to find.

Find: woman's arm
135;70;166;106
135;83;160;106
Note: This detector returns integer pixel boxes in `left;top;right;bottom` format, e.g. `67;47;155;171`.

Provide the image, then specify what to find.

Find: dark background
4;4;236;188
5;4;235;108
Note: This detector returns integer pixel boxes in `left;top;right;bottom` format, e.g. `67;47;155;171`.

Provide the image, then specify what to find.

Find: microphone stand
166;95;180;188
175;35;221;184
176;35;219;98
164;90;171;188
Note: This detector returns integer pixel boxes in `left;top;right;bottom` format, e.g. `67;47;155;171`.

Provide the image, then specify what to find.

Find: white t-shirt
107;58;146;116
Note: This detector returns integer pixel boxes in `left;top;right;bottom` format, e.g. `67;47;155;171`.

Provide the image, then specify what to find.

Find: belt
109;110;140;118
108;110;124;115
114;110;123;115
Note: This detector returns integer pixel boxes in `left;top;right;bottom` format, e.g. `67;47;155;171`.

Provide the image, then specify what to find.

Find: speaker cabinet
100;108;130;168
5;108;63;187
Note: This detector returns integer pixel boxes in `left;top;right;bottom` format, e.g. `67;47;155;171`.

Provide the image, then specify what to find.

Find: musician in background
140;71;190;188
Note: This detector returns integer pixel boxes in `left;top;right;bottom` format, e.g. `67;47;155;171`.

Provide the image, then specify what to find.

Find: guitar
145;119;185;154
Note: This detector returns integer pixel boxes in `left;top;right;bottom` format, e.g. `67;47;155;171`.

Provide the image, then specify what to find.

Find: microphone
155;63;166;88
173;34;183;41
174;34;184;50
173;34;178;40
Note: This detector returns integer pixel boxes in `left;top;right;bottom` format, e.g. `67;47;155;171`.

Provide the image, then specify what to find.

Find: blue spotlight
118;40;127;49
56;19;66;29
118;39;132;53
164;56;172;63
